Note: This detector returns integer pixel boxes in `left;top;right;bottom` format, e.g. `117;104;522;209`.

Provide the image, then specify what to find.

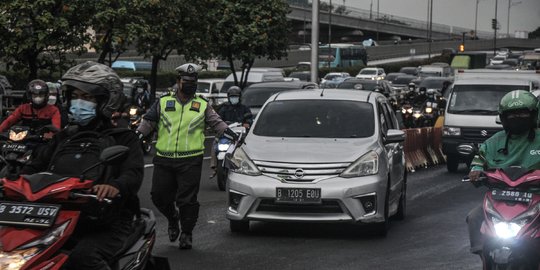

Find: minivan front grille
253;160;350;182
461;127;501;142
256;199;343;214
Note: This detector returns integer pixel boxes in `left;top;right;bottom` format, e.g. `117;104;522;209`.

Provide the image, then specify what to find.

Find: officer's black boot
179;232;193;250
168;209;180;242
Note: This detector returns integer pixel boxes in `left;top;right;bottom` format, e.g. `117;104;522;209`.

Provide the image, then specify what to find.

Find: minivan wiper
450;109;497;115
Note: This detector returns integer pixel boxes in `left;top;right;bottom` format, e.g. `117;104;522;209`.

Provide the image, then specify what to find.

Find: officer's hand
468;170;482;182
92;184;120;201
223;128;239;142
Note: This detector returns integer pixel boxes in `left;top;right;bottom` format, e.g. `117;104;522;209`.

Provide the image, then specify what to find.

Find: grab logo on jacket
530;150;540;155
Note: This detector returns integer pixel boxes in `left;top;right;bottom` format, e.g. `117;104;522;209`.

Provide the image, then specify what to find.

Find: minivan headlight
229;148;261;176
443;126;461;136
340;151;379;178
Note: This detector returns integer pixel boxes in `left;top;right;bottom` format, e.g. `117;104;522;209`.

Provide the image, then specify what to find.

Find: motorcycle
401;103;424;128
0;125;54;178
463;167;540;269
129;106;153;154
420;89;442;127
214;123;246;191
0;145;156;270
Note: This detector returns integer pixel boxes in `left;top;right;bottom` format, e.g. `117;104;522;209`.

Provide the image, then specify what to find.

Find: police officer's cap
175;63;201;82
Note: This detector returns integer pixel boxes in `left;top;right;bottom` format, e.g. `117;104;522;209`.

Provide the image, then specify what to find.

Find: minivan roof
271;89;379;102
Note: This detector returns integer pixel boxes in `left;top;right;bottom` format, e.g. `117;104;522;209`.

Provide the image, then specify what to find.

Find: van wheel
446;154;459;173
230;220;250;233
395;172;407;221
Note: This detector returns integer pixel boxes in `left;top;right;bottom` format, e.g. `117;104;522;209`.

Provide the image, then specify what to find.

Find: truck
450;52;487;70
442;69;540;172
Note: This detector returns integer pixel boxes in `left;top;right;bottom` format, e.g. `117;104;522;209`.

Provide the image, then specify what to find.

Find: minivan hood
243;135;377;163
444;113;502;128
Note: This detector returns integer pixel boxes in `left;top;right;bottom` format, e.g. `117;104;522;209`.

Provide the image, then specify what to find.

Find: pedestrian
136;63;238;249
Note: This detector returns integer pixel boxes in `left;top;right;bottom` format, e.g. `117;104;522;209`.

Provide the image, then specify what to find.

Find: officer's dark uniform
218;102;253;126
137;63;228;249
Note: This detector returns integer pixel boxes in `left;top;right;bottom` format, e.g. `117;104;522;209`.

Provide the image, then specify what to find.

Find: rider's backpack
47;129;121;183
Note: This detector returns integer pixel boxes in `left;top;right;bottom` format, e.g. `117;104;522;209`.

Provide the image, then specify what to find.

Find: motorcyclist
133;79;151;111
210;86;253;178
0;79;61;135
47;81;69;128
413;87;428;108
466;90;540;255
21;61;144;270
404;82;417;103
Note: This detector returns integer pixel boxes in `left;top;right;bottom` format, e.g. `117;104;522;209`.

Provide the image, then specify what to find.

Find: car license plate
2;143;27;152
0;201;60;228
491;189;533;203
275;188;321;204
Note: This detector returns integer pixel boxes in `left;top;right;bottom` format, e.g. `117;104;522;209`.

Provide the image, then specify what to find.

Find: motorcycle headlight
413;111;422;119
229;148;261;176
425;107;433;113
512;203;540;227
129;108;137;115
493;218;522;239
18;221;70;250
340;151;379;178
218;143;230;152
0;247;40;270
407;108;413;114
9;130;28;142
443;126;461;136
401;108;406;114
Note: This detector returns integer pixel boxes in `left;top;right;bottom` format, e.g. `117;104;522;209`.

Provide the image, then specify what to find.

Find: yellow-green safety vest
156;94;207;158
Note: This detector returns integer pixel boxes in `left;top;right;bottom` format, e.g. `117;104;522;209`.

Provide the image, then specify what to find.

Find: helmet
61;61;125;119
498;90;538;115
227;86;241;98
175;63;201;82
27;79;49;108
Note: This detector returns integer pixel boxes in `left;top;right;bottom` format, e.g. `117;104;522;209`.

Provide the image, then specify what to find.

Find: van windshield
448;84;527;115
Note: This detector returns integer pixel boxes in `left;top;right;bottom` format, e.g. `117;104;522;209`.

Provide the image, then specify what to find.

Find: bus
318;44;368;68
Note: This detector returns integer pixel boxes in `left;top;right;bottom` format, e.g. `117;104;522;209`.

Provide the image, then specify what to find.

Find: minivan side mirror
495;115;502;125
385;129;405;144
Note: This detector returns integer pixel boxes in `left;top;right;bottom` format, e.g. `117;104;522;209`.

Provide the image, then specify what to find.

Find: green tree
209;0;291;89
130;0;214;100
0;0;92;80
530;26;540;39
88;0;138;65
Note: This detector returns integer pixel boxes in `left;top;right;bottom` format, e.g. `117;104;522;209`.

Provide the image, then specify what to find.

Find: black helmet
227;86;241;98
61;61;125;119
27;79;49;108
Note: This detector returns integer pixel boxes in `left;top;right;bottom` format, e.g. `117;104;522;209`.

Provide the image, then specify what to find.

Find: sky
335;0;540;35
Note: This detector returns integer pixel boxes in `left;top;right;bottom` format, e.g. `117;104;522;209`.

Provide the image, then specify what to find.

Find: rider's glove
135;130;145;141
223;128;239;142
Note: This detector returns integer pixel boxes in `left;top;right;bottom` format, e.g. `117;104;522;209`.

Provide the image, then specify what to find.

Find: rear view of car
226;89;406;236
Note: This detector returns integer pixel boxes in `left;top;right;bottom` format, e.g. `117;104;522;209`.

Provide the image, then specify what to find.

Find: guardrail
403;127;445;172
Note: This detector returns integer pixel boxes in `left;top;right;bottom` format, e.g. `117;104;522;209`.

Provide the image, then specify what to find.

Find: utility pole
376;0;380;42
494;0;498;55
507;0;522;37
328;0;332;68
475;0;480;39
428;0;433;59
370;0;373;20
311;0;320;84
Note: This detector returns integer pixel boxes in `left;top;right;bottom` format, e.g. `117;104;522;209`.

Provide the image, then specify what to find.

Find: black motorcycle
0;125;52;177
129;106;153;154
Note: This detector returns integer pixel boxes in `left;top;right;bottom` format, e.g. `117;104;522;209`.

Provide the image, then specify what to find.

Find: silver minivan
226;89;406;236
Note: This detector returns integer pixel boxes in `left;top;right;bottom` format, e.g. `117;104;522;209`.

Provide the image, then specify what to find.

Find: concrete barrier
403;127;445;172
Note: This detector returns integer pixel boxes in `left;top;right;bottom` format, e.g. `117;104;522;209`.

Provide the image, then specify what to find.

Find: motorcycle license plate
2;143;27;153
275;188;321;204
0;201;60;228
491;189;533;203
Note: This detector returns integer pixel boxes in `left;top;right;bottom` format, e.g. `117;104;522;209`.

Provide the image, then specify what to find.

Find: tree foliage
208;0;291;89
530;26;540;39
0;0;92;79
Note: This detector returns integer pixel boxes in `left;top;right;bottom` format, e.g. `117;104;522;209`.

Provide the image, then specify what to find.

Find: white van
220;68;285;92
442;70;540;172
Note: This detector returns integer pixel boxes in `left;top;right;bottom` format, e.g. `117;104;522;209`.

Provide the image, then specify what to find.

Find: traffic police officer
137;63;237;249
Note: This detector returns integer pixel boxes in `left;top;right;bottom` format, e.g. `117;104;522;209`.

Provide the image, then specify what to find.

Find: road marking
144;156;212;168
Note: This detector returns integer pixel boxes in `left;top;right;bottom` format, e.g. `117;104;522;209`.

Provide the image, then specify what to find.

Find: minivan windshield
254;100;374;138
360;70;377;75
448;84;527;115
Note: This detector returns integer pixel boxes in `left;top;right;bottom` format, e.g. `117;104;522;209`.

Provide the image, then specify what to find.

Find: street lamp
507;0;522;37
376;0;380;42
475;0;487;39
370;0;373;20
493;0;498;55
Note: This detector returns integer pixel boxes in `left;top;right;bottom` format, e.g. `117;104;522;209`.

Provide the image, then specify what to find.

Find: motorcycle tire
217;162;227;191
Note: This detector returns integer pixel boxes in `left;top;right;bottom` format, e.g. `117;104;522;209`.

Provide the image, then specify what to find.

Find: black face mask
502;117;531;135
181;82;197;96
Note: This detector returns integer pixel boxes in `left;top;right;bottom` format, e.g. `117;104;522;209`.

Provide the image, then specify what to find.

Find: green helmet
498;90;538;115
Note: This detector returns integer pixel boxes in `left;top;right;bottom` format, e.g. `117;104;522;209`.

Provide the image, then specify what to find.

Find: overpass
286;1;494;44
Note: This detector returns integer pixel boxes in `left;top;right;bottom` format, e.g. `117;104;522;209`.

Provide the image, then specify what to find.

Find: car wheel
217;162;226;191
230;220;249;233
446;154;459;173
395;172;407;221
373;180;390;237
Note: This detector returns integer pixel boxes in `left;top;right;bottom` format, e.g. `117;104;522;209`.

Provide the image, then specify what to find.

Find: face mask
229;96;240;105
32;96;45;105
48;96;57;105
69;99;97;126
502;117;531;135
181;82;197;96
